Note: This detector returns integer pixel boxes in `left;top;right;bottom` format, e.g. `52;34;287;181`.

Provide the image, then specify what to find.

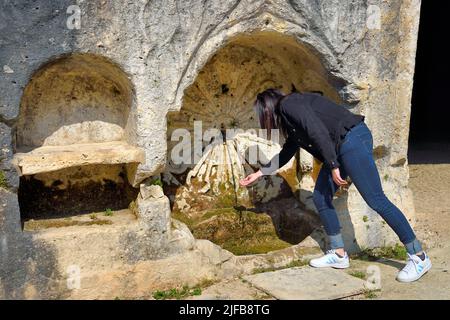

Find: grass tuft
352;244;407;261
363;289;379;299
150;178;163;187
252;259;309;274
152;285;202;300
152;278;217;300
348;270;366;280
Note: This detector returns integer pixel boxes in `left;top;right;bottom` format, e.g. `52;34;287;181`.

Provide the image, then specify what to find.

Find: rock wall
1;0;421;298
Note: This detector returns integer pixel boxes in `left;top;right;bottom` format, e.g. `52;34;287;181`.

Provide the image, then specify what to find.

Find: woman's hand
332;168;348;186
239;170;263;187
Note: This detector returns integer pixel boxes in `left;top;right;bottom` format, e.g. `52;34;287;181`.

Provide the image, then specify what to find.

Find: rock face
0;0;421;299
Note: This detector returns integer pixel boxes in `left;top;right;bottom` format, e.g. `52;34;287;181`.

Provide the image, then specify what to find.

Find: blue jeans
312;121;422;255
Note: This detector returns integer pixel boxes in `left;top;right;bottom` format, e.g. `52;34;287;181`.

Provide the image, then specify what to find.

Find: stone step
243;266;367;300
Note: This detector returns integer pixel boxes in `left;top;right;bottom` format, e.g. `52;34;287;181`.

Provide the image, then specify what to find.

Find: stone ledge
12;141;145;176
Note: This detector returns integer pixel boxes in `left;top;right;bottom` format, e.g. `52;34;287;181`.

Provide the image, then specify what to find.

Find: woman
239;88;431;283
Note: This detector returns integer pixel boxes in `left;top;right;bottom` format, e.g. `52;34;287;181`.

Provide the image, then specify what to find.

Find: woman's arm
239;136;297;186
260;136;297;175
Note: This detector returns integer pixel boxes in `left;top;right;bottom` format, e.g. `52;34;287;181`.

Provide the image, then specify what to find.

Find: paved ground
243;267;367;300
348;247;450;299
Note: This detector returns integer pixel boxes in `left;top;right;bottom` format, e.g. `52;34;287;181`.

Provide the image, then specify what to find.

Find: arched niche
13;53;143;223
167;31;342;155
164;31;342;255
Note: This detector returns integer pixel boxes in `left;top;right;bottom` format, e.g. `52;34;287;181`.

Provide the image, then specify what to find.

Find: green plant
286;259;309;268
0;171;7;188
363;289;379;299
23;218;111;231
348;270;366;280
383;174;389;181
351;249;376;261
252;259;308;274
104;208;113;216
352;244;407;261
89;213;97;220
191;288;202;296
152;290;168;300
362;215;369;223
150;178;163;187
152;285;202;300
382;243;407;260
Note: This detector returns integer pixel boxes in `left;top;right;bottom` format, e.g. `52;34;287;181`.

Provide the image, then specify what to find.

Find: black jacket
260;92;364;175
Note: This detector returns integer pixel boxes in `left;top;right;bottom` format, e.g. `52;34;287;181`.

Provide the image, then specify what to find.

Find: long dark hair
253;88;287;139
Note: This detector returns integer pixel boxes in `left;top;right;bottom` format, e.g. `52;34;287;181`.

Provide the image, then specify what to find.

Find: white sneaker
396;252;432;283
309;249;350;269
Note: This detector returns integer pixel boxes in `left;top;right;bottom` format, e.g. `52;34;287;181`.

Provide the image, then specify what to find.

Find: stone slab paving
243;267;367;300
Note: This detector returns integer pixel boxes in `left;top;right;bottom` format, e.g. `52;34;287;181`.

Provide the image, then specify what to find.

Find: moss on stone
23;217;112;231
150;178;163;187
215;182;242;208
171;210;196;229
186;207;291;255
0;171;7;189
